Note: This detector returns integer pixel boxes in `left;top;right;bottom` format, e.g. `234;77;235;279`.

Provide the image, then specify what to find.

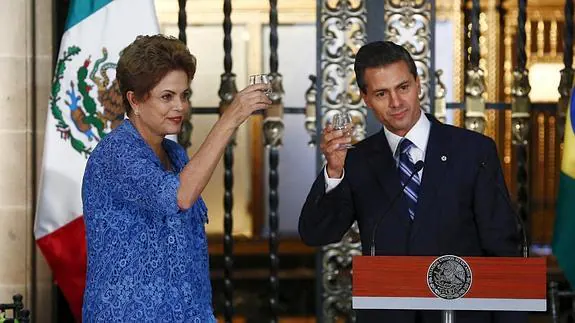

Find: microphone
370;160;424;256
479;161;529;258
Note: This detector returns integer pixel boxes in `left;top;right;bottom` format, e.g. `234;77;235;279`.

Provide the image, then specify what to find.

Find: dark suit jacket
299;115;527;323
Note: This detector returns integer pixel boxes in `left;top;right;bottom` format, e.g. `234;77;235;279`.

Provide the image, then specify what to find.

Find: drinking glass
332;112;355;149
248;74;272;97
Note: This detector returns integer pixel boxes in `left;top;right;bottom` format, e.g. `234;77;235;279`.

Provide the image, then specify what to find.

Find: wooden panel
354;256;434;298
353;256;546;299
216;317;318;323
208;237;315;255
464;257;547;299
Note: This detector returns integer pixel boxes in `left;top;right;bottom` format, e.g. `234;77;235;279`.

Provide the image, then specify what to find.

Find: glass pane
262;24;317;236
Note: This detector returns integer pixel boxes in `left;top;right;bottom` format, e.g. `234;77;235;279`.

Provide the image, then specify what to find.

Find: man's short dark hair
354;41;418;93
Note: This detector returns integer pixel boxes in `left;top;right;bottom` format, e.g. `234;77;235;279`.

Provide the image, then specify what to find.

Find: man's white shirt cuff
324;167;344;193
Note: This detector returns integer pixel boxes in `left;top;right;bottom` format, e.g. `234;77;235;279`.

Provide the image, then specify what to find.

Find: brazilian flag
553;88;575;289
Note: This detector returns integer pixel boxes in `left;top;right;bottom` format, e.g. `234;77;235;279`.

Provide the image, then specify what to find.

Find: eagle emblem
427;255;473;300
50;46;124;157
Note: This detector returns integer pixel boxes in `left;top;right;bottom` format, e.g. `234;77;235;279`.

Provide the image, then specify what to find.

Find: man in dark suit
299;41;527;323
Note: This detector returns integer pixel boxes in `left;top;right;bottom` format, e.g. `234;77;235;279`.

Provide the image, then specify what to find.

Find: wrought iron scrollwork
512;0;531;253
558;0;574;141
218;71;237;323
177;0;193;148
464;0;486;134
464;67;487;133
218;1;237;321
266;1;283;322
550;281;560;323
557;68;574;141
267;145;280;323
511;70;531;146
320;0;366;124
0;294;30;323
263;73;285;148
322;227;361;322
263;73;283;323
319;1;366;322
177;0;187;44
177;115;193;149
384;0;432;112
305;75;317;146
434;70;447;123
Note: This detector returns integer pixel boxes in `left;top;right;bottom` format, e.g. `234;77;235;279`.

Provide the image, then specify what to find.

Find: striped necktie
398;138;421;220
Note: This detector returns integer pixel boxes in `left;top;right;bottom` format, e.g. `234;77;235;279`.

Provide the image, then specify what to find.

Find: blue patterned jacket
82;120;215;322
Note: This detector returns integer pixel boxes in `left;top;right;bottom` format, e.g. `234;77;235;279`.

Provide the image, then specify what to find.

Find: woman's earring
134;110;140;116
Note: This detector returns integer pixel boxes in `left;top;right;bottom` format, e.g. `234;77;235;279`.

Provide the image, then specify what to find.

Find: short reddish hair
116;34;197;115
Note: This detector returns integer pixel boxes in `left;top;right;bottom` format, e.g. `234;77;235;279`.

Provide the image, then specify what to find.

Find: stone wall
0;0;54;321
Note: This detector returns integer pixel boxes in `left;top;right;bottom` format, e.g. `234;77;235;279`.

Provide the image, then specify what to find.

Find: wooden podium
352;255;547;322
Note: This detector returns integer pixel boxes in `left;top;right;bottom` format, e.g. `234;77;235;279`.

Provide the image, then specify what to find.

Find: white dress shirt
325;110;431;193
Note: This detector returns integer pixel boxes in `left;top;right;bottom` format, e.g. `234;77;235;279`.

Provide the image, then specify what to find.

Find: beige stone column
0;0;54;321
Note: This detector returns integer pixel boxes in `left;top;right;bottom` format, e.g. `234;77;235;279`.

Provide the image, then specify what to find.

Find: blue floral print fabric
82;120;215;322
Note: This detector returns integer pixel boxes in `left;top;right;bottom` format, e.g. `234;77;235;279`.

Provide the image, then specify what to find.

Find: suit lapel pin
441;155;447;162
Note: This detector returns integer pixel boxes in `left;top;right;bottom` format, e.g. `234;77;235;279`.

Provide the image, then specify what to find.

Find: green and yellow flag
553;88;575;288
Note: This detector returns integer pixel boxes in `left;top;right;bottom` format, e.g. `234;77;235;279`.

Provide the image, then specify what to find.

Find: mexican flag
34;0;159;319
553;87;575;289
